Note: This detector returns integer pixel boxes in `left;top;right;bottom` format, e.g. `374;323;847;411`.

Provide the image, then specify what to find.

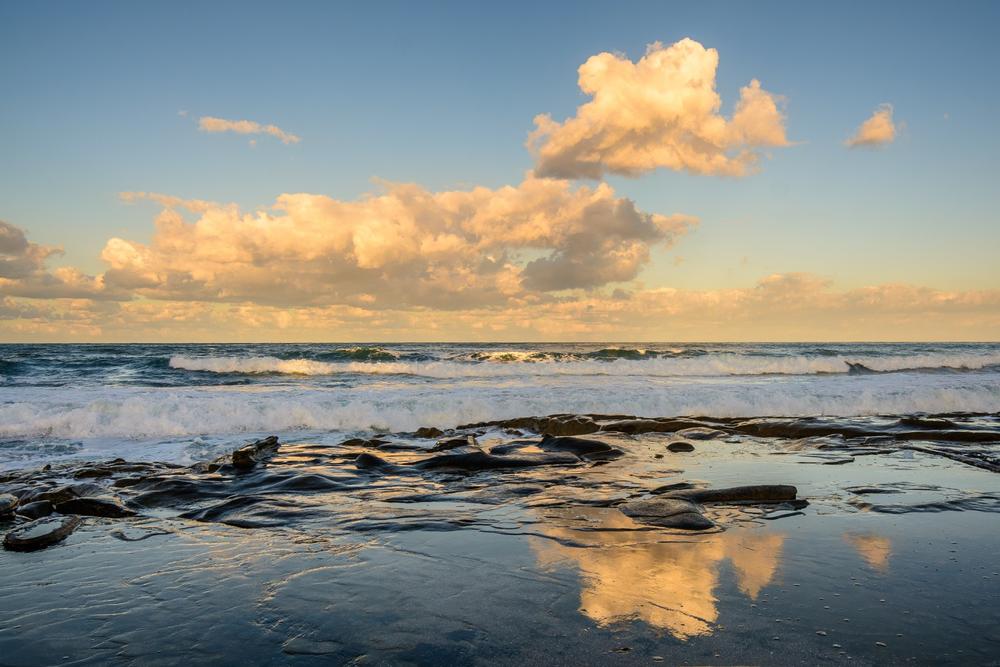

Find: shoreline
2;413;999;663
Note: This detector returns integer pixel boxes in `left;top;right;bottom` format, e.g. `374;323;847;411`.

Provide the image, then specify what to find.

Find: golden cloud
528;38;790;179
198;116;301;144
845;104;896;148
102;179;695;308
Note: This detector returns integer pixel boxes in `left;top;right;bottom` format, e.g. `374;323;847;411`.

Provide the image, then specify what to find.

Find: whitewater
2;342;998;468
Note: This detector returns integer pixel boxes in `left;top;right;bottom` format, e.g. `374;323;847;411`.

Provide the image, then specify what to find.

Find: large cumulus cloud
103;178;695;309
528;38;790;179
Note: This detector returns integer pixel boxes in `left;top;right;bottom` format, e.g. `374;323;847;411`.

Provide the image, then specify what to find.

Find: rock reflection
530;507;785;639
843;532;892;572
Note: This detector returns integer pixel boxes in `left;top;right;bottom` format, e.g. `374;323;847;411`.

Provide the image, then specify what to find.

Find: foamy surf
167;351;1000;378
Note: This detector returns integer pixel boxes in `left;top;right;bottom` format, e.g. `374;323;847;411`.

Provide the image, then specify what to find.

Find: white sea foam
168;352;1000;378
2;372;998;446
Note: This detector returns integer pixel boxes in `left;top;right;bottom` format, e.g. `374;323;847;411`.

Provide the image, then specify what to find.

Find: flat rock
34;483;106;505
415;450;579;471
675;427;727;440
539;435;624;460
663;484;798;504
15;500;53;520
54;496;136;518
3;515;81;552
601;419;678;435
619;498;714;530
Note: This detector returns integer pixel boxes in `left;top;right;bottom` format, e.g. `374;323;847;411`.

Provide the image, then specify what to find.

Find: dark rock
414;427;445;439
4;515;81;551
0;493;18;516
619;498;714;530
54;496;136;518
339;437;389;448
663;485;798;504
539;416;599;436
35;483;106;506
489;439;539;455
354;453;396;471
15;500;53;520
430;436;477;452
232;436;280;469
667;441;695;452
652;482;696;494
601;419;677;435
675;427;726;440
539;435;624;460
415;450;579;471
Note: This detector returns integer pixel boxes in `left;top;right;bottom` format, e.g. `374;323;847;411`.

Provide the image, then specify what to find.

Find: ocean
2;341;999;469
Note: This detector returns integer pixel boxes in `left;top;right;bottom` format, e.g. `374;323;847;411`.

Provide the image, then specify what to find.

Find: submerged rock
538;435;624;460
663;485;798;504
666;442;695;453
414;427;445;439
3;515;81;551
619;498;714;530
232;436;280;469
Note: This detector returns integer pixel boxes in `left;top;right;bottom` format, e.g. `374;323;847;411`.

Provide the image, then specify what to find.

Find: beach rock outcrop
619;498;714;530
3;515;80;552
414;427;445;439
667;442;695;452
232;436;280;469
538;416;599;436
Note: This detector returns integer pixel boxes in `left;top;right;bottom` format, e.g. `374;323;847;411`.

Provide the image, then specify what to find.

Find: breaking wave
168;352;1000;378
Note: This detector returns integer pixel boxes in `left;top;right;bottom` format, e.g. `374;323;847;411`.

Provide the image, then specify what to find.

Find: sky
1;0;998;342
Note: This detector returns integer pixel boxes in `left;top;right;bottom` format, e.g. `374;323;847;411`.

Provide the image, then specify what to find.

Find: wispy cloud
846;104;896;148
528;38;790;180
198;116;301;144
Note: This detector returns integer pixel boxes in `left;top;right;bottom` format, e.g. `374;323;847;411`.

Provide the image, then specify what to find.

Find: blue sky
1;1;998;341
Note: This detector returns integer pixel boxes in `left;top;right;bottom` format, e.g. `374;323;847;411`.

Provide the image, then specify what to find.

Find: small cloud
845;104;896;148
198;116;301;144
249;139;257;148
177;109;188;117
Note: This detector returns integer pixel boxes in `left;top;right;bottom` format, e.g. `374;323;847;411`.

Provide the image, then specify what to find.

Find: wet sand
1;414;999;665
